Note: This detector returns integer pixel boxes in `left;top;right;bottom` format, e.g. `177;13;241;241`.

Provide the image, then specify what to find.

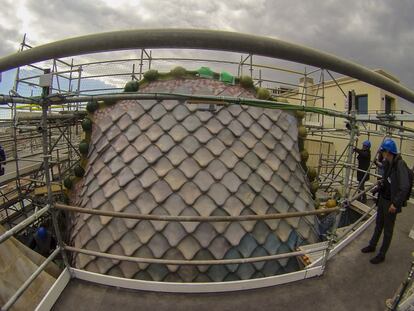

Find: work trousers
358;178;367;203
369;197;397;256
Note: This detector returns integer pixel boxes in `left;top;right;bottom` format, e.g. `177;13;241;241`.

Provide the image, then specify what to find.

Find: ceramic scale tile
70;77;319;283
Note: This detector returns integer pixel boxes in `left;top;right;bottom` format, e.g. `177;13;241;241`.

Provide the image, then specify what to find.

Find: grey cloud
0;24;21;56
3;0;414;90
254;0;414;88
0;0;23;56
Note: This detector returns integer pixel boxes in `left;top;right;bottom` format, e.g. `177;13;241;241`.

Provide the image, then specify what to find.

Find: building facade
279;69;414;177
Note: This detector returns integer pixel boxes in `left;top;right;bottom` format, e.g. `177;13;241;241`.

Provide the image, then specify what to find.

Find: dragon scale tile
69;78;319;282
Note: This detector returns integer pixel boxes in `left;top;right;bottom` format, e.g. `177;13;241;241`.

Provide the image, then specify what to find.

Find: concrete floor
52;206;414;311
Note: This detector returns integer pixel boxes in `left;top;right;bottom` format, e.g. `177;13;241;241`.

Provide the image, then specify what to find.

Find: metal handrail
64;244;327;266
1;247;61;311
0;205;50;244
54;203;340;222
1;29;414;103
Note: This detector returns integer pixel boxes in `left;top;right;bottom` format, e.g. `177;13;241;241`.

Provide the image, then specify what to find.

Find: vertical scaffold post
12;95;26;218
386;253;414;310
40;72;71;270
321;90;357;270
139;49;144;80
249;54;253;78
76;65;82;112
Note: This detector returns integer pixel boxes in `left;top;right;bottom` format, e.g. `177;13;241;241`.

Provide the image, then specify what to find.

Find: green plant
307;167;317;182
79;141;89;155
256;88;270;100
170;66;187;78
300;149;309;162
298;126;307;138
295;110;306;119
81;118;93;131
62;193;70;204
74;165;85;178
143;70;159;81
298;138;305;151
63;177;73;190
310;181;319;193
86;101;99;113
239;75;254;88
124;80;139;92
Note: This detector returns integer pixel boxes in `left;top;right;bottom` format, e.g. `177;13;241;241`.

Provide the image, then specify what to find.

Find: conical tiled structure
69;77;319;282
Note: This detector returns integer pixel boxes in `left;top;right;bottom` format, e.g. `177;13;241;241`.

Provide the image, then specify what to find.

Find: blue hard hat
380;139;398;154
362;140;371;148
36;227;47;240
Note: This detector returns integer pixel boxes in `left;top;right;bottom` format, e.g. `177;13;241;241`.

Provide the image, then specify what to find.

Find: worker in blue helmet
30;226;56;257
353;140;371;203
361;138;411;264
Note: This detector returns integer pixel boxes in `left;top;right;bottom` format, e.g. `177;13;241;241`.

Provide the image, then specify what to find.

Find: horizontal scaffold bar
0;29;413;103
54;203;340;222
2;92;413;133
356;114;414;122
1;247;61;311
0;205;50;244
64;244;327;265
0;92;348;119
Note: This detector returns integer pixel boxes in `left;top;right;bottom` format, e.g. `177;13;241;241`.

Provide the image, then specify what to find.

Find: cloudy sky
0;0;413;91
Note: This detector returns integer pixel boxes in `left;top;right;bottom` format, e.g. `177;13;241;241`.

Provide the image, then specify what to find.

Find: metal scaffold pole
40;75;71;270
321;90;358;270
386;253;414;310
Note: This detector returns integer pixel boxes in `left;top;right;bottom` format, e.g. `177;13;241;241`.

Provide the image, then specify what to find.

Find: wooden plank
34;184;62;196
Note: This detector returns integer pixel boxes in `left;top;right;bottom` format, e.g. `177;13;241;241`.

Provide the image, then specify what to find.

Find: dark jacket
355;148;371;181
0;145;5;176
29;231;56;257
380;154;411;213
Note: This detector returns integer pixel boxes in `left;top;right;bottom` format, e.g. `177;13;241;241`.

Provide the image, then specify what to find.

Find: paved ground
53;205;414;311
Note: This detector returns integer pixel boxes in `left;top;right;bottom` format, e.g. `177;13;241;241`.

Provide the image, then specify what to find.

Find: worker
0;144;6;176
375;150;386;179
371;150;386;202
354;140;371;203
30;226;57;257
316;206;336;241
361;139;411;264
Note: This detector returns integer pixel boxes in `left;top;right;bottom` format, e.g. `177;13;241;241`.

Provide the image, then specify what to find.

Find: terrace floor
52;203;414;311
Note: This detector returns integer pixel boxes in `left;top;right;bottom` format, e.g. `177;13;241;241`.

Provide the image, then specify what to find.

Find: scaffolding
1;29;414;310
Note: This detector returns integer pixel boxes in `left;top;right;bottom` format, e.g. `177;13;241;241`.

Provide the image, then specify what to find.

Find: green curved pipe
0;29;413;102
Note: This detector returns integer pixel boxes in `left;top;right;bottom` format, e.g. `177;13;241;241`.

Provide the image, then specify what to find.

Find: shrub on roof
124;80;139;92
170;66;187;78
143;70;159;82
256;87;270;100
239;75;254;88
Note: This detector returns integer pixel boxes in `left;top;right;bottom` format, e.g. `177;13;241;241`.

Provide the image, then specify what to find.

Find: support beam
55;203;340;222
0;29;413;103
356;113;414;122
1;248;61;311
0;205;50;244
64;244;327;266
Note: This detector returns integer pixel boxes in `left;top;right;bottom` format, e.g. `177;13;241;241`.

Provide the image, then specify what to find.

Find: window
385;95;394;114
355;95;368;114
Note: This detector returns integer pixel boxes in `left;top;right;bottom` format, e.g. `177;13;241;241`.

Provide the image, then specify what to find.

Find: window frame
355;94;368;114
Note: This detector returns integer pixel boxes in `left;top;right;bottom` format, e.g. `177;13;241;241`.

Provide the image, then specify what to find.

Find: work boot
361;245;375;253
361;195;367;204
370;254;385;264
